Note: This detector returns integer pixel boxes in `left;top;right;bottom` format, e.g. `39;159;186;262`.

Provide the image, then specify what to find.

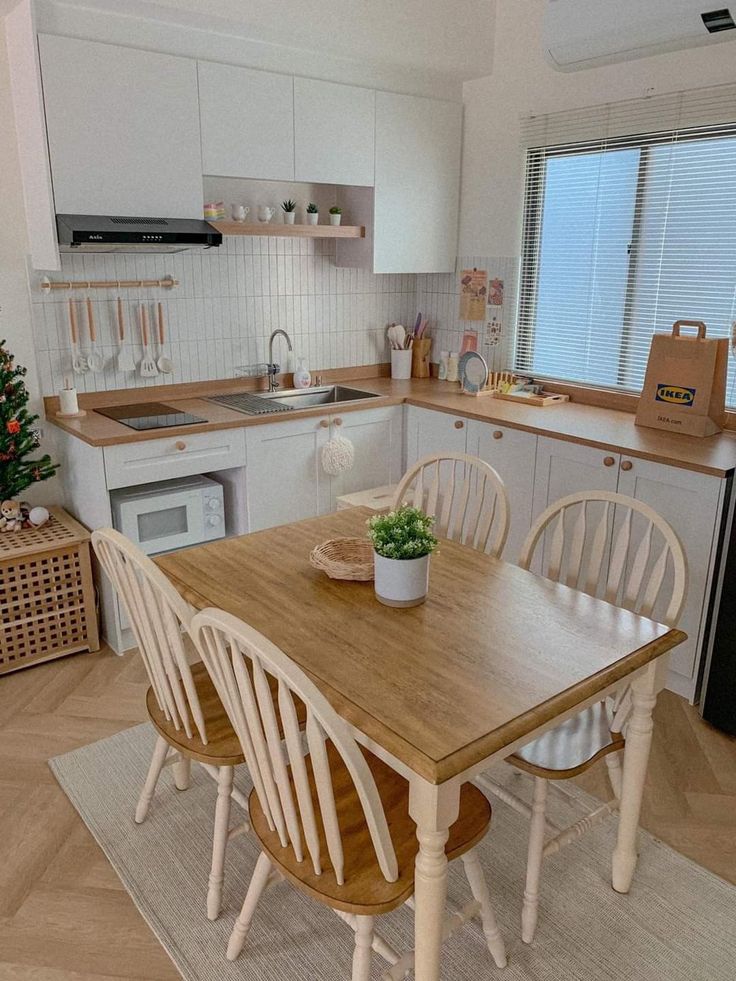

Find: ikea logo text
655;384;695;406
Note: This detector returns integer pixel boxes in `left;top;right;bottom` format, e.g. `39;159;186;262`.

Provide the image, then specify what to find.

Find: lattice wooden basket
309;537;375;581
0;507;100;675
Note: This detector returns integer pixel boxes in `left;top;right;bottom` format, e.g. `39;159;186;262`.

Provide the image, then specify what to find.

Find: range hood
56;214;222;254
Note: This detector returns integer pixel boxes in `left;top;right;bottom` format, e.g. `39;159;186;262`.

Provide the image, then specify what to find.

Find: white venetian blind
516;84;736;402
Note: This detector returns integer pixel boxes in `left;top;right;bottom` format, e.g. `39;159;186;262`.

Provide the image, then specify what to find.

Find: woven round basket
309;537;374;581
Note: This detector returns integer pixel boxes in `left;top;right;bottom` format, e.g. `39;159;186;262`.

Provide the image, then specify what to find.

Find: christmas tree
0;339;58;501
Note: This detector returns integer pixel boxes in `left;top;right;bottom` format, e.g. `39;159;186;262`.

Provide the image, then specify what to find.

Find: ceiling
29;0;497;82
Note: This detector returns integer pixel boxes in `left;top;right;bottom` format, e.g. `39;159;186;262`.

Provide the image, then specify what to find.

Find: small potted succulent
282;199;297;225
367;505;438;608
305;202;319;225
329;205;342;227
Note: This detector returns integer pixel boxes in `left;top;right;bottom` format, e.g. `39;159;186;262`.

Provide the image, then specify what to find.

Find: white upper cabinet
198;61;295;181
373;92;461;273
294;78;375;186
38;35;203;218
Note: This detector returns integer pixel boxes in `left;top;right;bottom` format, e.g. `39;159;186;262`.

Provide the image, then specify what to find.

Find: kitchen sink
263;385;380;409
207;385;380;416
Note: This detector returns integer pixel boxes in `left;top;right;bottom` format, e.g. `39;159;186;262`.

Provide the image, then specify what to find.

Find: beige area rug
50;724;736;980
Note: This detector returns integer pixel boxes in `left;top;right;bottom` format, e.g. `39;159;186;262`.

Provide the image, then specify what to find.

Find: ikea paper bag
635;320;728;437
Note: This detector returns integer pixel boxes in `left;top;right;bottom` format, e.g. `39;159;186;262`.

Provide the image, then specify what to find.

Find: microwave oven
110;475;225;556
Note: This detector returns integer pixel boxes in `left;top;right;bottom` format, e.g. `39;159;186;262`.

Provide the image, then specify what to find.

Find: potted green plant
305;202;319;226
282;199;297;225
367;505;438;607
329;205;342;227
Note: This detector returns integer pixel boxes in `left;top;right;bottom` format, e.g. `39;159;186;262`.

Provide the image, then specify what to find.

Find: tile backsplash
31;236;417;397
30;243;518;397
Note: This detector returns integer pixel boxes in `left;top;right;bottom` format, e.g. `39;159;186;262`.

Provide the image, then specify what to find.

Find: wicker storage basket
309;538;374;581
0;507;100;674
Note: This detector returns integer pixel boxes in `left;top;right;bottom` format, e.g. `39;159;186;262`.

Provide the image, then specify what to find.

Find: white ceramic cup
391;348;412;380
231;204;249;222
374;552;430;607
258;206;276;223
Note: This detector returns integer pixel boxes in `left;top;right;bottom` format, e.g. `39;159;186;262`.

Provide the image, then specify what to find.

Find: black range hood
56;214;222;254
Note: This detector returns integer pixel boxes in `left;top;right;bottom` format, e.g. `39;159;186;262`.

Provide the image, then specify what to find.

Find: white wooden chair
190;607;508;979
477;491;687;943
92;528;269;920
393;452;510;555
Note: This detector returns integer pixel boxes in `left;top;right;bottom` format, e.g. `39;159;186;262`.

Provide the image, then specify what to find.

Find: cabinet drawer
104;429;246;489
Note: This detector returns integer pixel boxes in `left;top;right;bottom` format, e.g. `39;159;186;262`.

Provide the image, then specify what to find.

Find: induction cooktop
95;402;206;431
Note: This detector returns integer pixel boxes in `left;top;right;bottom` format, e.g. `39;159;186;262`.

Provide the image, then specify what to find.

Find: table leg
612;661;661;893
409;778;461;981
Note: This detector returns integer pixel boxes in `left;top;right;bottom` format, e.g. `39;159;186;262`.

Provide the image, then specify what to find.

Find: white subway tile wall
416;257;519;373
30;236;418;396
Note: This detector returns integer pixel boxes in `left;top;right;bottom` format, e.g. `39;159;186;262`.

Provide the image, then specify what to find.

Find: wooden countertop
157;507;685;783
46;374;736;477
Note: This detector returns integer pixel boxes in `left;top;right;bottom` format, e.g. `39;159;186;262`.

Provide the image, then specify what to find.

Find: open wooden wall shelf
212;222;365;239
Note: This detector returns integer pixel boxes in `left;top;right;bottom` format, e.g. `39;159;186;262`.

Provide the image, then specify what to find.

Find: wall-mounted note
488;278;504;306
459;268;487;321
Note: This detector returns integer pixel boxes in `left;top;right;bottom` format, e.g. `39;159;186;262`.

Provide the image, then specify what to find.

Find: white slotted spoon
116;297;136;372
68;299;88;374
138;305;159;378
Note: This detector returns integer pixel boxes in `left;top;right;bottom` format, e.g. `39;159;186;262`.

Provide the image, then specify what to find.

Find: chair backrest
519;491;687;628
190;607;398;887
393;452;510;556
91;528;206;742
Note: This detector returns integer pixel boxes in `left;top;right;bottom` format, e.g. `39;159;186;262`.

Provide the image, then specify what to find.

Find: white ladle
156;302;174;374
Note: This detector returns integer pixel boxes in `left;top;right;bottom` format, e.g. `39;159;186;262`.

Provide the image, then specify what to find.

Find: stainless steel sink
207;385;380;416
262;385;380;409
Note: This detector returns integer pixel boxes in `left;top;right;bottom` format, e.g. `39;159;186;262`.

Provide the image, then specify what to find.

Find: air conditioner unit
544;0;736;71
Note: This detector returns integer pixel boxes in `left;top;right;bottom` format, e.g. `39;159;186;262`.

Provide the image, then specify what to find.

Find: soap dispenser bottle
293;357;311;389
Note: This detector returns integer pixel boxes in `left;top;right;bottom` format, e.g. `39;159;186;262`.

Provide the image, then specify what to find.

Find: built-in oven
110;474;225;556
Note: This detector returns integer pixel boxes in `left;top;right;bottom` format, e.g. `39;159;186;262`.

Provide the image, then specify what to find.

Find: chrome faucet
267;329;293;391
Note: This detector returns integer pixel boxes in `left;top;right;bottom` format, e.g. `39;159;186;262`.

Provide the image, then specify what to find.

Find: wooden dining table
157;506;686;980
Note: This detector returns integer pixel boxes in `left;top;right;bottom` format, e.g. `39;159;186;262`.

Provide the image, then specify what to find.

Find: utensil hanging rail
40;275;179;292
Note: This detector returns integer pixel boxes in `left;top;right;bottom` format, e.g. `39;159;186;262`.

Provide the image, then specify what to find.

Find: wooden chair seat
250;740;491;916
509;701;624;780
147;661;307;768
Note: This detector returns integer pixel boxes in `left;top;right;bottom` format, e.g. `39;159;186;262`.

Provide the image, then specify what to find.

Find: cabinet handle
334;417;343;426
603;456;615;467
175;441;187;451
454;420;464;430
621;460;633;471
319;419;329;429
493;430;503;440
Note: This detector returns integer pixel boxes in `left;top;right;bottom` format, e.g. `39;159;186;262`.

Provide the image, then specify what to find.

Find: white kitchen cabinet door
327;407;403;508
617;456;724;691
294;78;374;186
199;61;295;181
39;35;202;218
372;92;461;273
532;437;621;517
404;406;468;468
245;417;328;532
470;421;537;561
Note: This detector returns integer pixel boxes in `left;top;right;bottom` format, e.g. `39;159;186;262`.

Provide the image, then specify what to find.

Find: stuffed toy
0;499;23;532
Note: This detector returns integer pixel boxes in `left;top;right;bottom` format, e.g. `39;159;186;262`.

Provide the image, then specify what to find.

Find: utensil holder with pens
391;349;412;379
411;338;432;378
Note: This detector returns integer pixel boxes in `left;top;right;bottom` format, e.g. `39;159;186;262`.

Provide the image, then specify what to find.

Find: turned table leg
612;661;662;893
409;778;461;981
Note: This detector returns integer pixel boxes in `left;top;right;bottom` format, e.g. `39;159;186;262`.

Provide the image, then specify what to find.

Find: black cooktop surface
95;402;206;431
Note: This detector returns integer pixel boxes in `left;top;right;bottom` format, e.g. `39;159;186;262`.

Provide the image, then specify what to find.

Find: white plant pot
305;212;319;225
329;213;342;226
374;552;430;608
283;212;296;224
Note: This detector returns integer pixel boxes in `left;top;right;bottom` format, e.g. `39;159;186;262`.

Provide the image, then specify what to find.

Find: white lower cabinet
405;405;469;463
246;407;404;532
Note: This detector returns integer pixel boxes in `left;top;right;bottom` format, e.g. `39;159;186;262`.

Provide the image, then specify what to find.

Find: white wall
0;16;57;504
460;0;736;256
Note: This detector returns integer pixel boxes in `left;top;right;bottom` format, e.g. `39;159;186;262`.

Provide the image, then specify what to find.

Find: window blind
516;85;736;403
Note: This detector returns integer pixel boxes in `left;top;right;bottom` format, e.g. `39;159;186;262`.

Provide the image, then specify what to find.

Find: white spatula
156;302;174;374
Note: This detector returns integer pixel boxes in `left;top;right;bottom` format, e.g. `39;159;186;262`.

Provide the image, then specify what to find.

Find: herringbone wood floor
0;646;734;980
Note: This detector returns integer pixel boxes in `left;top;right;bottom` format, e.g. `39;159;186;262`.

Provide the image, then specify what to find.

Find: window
516;125;736;401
